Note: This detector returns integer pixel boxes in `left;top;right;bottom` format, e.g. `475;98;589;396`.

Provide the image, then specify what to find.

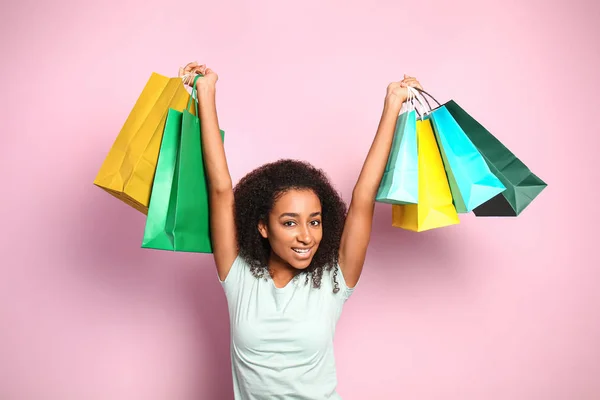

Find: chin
289;259;313;270
288;250;318;270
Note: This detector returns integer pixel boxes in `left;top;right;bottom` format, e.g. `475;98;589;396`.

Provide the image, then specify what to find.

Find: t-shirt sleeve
336;264;358;302
218;254;246;296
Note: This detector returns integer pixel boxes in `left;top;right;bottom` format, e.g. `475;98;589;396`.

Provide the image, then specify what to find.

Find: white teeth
293;248;310;254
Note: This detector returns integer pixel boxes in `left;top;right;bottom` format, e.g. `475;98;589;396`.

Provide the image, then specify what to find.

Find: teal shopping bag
414;88;506;213
142;77;224;252
376;99;419;204
443;100;547;216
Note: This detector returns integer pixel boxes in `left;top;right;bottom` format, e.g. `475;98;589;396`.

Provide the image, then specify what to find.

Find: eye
283;220;296;227
310;220;321;227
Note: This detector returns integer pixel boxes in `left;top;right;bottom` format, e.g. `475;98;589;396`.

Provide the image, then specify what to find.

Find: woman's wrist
382;100;402;118
196;82;216;96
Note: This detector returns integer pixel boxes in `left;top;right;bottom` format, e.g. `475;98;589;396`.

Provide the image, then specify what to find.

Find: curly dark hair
233;159;347;292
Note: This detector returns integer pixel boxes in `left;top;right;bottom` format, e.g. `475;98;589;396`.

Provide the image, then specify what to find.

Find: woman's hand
178;61;218;89
385;74;423;113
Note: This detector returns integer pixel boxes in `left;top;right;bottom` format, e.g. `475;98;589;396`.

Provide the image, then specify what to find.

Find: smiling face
258;189;323;270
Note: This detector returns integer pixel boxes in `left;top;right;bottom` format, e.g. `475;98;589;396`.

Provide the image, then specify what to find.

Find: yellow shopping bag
392;118;460;232
94;73;191;214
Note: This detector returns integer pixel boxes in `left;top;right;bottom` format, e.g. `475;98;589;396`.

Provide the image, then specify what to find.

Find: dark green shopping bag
142;79;224;252
444;100;546;216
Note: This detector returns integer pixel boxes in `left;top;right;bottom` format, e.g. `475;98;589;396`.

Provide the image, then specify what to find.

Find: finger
403;79;420;88
183;61;200;74
183;62;197;72
407;80;422;89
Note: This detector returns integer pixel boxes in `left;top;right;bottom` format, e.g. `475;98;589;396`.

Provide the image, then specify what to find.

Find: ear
258;220;268;239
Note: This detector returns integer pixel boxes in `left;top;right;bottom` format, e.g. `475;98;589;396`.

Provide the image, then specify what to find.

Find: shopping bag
392;117;460;232
411;88;505;213
443;100;547;216
376;95;419;204
142;78;225;253
94;73;190;214
429;106;506;213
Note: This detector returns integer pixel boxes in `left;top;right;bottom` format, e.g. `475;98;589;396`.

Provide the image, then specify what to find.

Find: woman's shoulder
219;254;254;289
323;263;356;301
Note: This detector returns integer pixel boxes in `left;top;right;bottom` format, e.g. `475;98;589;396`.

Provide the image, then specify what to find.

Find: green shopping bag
444;100;546;216
375;100;419;205
142;77;224;252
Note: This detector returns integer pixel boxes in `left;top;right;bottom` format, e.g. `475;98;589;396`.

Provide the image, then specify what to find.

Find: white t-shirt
219;255;356;399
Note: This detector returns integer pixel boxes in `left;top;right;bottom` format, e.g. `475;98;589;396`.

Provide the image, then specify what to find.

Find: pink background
1;0;598;398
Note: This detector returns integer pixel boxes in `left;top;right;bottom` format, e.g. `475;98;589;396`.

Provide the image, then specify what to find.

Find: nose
297;226;313;245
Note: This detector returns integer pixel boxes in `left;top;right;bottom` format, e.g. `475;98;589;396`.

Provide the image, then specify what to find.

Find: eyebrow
279;212;322;218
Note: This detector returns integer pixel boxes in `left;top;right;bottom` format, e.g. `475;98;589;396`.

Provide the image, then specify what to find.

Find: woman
180;62;422;399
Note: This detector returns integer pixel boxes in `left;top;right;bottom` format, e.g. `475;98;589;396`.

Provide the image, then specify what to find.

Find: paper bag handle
185;74;204;115
407;86;430;118
406;86;424;118
412;87;442;109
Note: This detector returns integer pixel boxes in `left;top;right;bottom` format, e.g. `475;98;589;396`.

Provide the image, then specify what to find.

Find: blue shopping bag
376;96;419;205
414;88;506;213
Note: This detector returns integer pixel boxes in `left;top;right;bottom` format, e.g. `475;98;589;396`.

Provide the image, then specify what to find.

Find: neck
268;253;299;282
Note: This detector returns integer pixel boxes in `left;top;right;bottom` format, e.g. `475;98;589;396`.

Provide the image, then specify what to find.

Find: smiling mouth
292;248;311;254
